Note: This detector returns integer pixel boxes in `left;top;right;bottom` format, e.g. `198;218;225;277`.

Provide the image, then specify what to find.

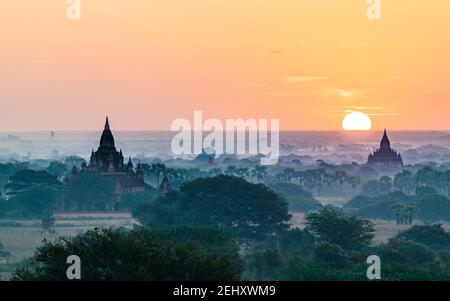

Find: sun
342;112;372;131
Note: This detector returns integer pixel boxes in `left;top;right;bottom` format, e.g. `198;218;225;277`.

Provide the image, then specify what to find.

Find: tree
394;170;416;195
64;173;115;211
277;228;315;261
0;240;9;257
361;177;391;197
404;204;419;224
314;241;349;269
5;169;61;196
235;167;250;179
390;203;418;225
119;188;158;211
347;175;361;189
207;167;223;177
361;180;381;197
251;165;268;182
416;167;439;190
0;186;62;218
376;239;435;266
0;169;63;218
305;207;375;251
379;176;393;193
225;166;238;177
396;224;450;251
280;261;362;281
46;161;68;180
63;156;86;168
0;162;29;189
147;163;167;186
244;249;282;280
12;228;242;281
415;189;450;222
151;225;241;258
268;182;320;212
134;175;291;239
276;168;296;183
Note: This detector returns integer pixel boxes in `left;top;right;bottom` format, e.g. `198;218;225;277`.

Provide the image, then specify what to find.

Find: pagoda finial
380;129;391;150
105;116;110;130
99;116;115;147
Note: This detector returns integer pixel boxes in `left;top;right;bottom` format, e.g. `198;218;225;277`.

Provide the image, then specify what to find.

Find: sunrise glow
342;112;372;131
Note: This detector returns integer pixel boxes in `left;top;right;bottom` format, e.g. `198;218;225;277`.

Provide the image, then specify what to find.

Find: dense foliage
12;227;242;281
268;182;321;212
344;188;450;222
134;175;291;239
305;207;375;251
5;159;450;281
0;169;62;218
395;224;450;251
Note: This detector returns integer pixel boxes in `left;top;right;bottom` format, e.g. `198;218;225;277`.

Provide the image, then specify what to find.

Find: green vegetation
268;182;321;212
395;224;450;251
305;207;375;251
344;187;450;222
5;159;450;281
0;240;8;257
134;175;290;239
119;189;158;211
46;161;68;179
12;227;242;281
0;169;62;218
361;176;392;197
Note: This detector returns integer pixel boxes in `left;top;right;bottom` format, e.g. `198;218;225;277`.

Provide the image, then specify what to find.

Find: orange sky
1;0;450;131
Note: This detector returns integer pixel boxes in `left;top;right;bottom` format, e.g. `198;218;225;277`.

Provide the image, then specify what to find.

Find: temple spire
105;116;110;131
367;128;403;167
380;129;391;150
99;116;115;148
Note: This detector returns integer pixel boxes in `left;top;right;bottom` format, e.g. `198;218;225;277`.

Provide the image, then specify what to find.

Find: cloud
346;106;386;111
322;88;363;99
286;76;327;83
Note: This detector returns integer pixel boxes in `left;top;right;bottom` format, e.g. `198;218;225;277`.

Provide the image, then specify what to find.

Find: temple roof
367;129;403;167
380;129;391;150
99;117;115;148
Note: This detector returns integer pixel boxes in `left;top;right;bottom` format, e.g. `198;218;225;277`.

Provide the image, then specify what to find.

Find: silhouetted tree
12;228;242;281
134;175;290;239
305;207;374;251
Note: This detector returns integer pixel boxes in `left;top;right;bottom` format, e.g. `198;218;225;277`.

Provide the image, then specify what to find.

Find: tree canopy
12;227;242;281
134;175;291;239
0;169;63;218
305;207;375;251
395;224;450;251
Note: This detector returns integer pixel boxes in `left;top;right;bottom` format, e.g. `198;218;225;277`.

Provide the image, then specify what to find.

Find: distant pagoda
367;129;403;167
69;117;146;198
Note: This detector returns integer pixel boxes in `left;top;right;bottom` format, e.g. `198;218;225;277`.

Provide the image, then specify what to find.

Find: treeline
12;206;450;280
345;167;450;223
4;172;450;280
0;162;320;217
4;159;450;222
0;168;160;218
